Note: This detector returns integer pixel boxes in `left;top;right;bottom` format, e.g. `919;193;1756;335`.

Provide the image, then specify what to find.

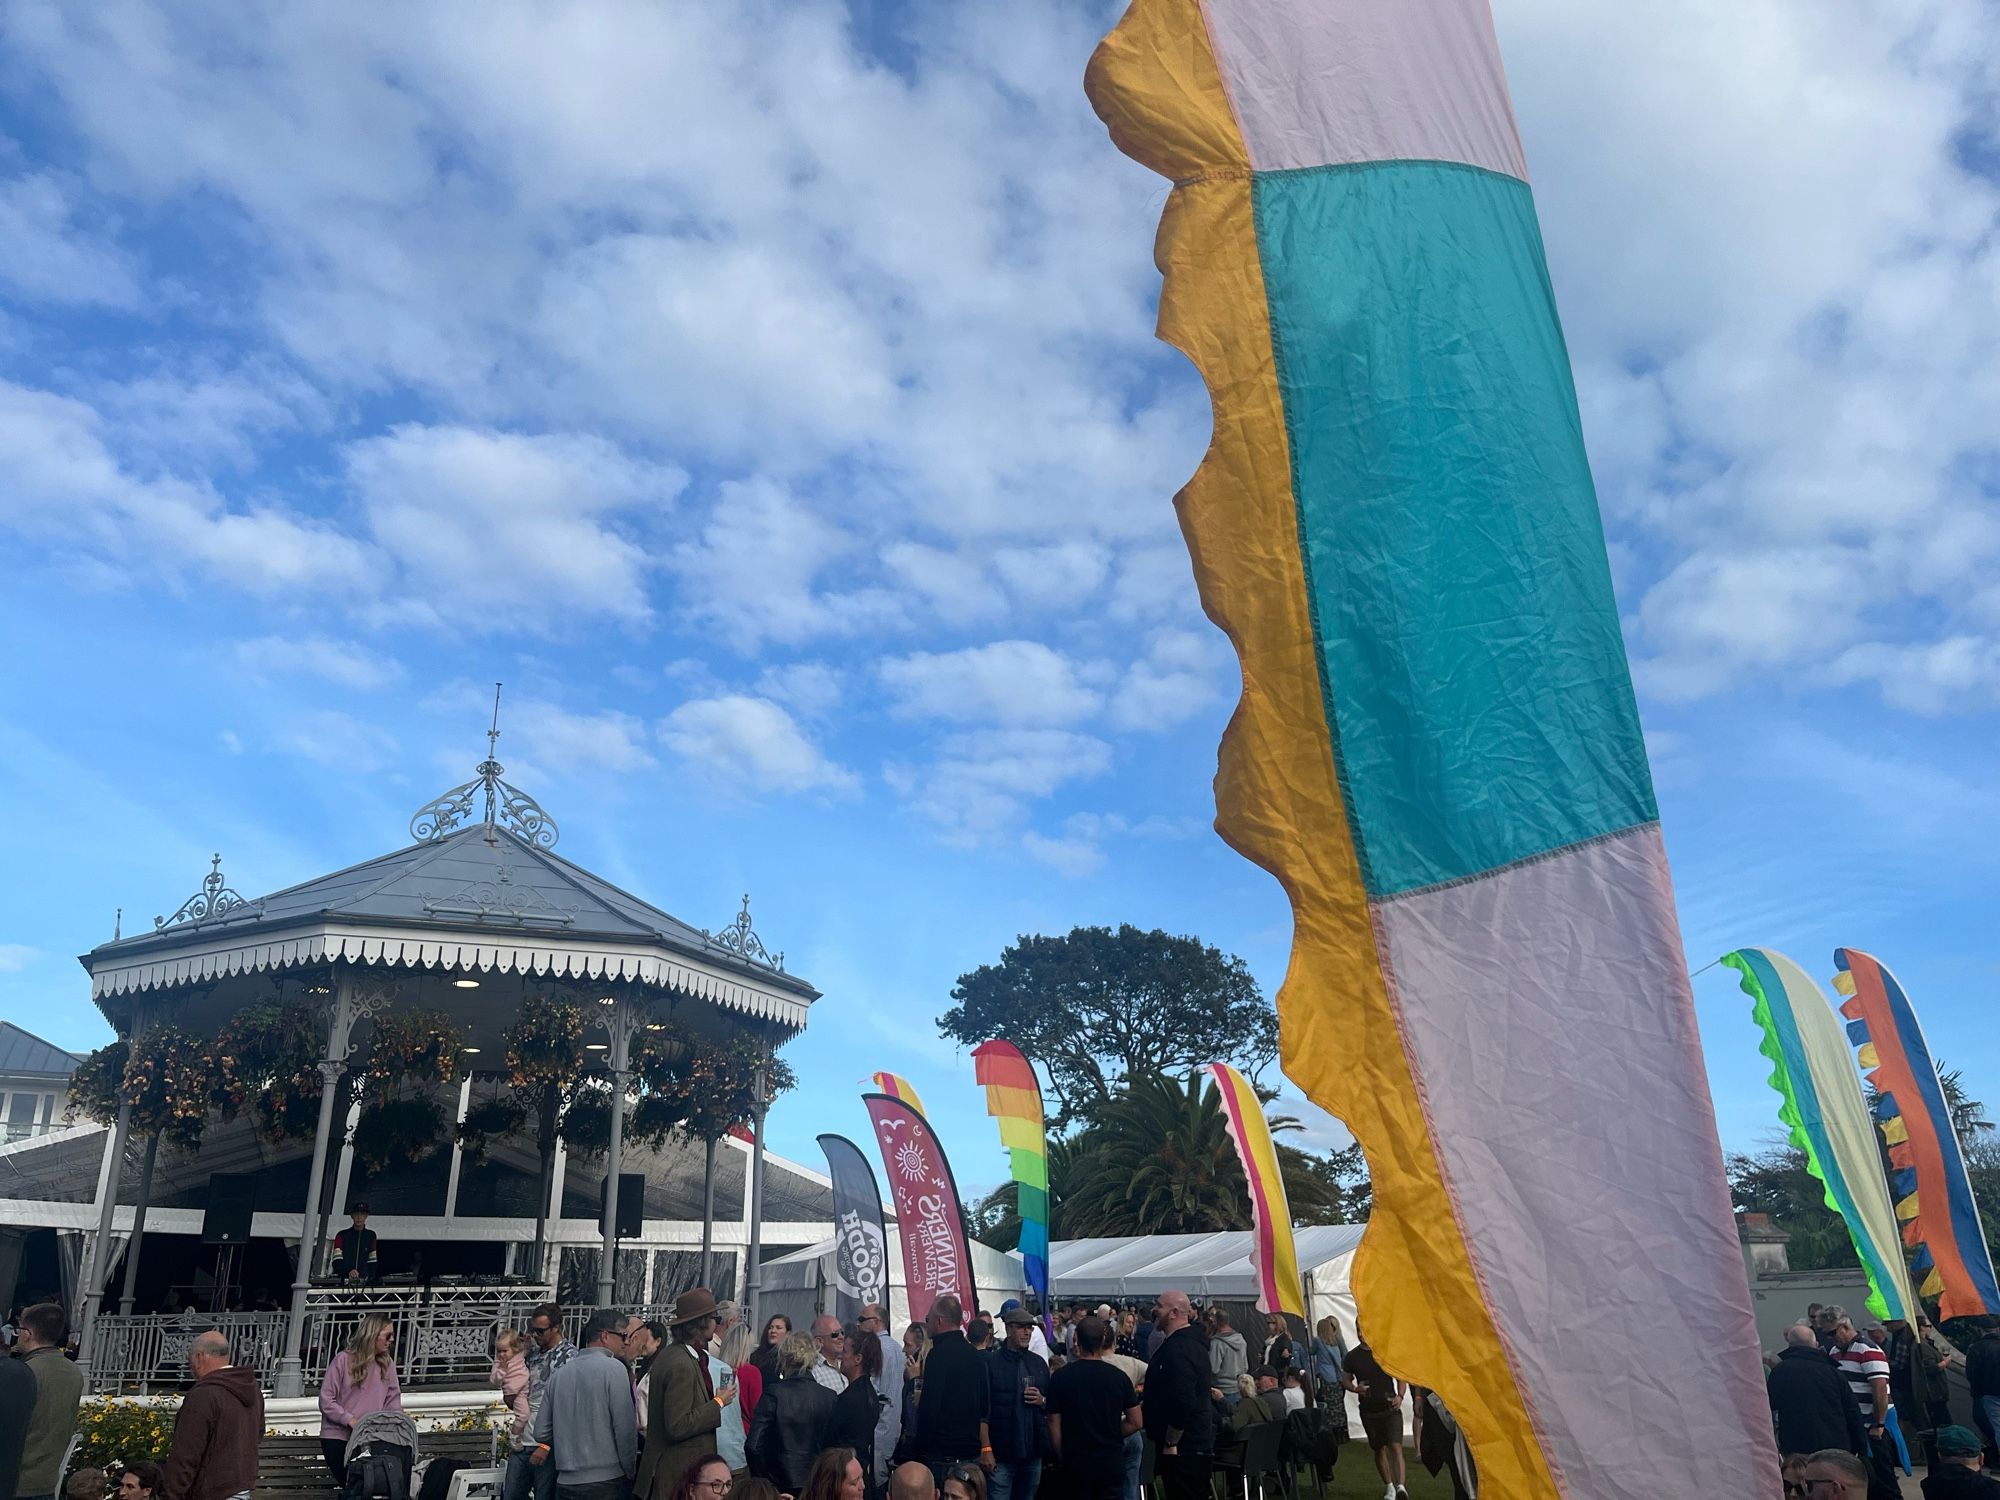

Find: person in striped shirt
1830;1316;1898;1500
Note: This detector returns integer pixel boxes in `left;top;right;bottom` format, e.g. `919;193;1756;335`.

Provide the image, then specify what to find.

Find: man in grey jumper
530;1309;638;1500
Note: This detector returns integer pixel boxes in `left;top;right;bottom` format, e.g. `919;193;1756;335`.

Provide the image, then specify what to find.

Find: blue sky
1;1;1996;1198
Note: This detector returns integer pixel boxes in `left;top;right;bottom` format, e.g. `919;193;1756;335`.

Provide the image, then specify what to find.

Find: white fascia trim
86;924;810;1027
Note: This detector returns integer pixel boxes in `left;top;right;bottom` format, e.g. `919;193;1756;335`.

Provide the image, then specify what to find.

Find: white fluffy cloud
670;478;903;652
880;641;1105;727
234;635;403;690
1497;0;2000;701
0;380;375;594
515;701;655;772
658;694;857;795
1108;629;1232;731
0;171;141;305
346;425;683;628
885;729;1111;841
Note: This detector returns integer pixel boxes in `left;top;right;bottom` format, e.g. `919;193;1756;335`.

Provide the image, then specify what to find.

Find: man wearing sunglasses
1802;1449;1870;1496
529;1309;638;1500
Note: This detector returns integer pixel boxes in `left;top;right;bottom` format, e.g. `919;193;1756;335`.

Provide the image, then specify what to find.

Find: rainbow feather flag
971;1041;1049;1319
1085;2;1774;1495
1724;948;1913;1321
868;1072;927;1118
1834;948;2000;1319
1209;1063;1304;1317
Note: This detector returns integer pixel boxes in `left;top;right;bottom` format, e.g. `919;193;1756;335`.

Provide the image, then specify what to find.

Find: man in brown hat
637;1289;735;1499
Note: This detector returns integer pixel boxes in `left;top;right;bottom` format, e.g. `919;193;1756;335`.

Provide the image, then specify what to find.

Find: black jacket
915;1331;990;1462
827;1377;884;1476
1924;1465;2000;1499
1144;1325;1214;1457
0;1355;34;1500
1768;1345;1865;1456
746;1372;836;1494
1969;1334;2000;1403
984;1344;1051;1462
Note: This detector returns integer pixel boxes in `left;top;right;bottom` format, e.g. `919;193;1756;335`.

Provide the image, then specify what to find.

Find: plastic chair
444;1467;505;1500
1239;1423;1289;1500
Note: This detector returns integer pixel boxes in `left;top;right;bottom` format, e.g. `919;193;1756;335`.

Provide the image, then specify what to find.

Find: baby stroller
345;1410;421;1500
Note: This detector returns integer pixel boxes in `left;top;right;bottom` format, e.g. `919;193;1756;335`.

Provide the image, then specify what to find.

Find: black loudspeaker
202;1173;258;1244
602;1172;644;1239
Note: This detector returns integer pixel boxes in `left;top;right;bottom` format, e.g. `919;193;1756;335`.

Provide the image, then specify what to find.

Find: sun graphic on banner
893;1141;929;1181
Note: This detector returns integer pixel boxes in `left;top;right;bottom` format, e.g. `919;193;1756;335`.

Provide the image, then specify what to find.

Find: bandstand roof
77;730;820;1037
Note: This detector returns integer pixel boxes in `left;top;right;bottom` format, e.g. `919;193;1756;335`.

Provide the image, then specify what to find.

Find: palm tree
1938;1066;1994;1151
1056;1073;1343;1236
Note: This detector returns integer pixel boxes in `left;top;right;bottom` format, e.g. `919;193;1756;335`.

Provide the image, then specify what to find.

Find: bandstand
47;727;821;1397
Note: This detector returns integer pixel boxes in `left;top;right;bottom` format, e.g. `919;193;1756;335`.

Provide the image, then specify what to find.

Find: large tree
939;924;1281;1129
1727;1147;1858;1272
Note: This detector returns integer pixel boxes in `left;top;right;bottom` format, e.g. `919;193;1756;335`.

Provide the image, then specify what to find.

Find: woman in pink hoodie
319;1314;404;1483
490;1327;532;1445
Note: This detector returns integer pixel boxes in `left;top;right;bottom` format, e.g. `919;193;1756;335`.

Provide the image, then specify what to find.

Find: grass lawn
1282;1457;1459;1500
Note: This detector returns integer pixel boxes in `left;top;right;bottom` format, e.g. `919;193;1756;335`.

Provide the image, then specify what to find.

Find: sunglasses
948;1468;982;1484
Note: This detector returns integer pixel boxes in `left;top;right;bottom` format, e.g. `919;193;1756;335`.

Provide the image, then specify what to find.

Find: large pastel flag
971;1041;1051;1322
1724;948;1913;1322
1835;948;2000;1319
1084;3;1775;1497
1209;1063;1304;1317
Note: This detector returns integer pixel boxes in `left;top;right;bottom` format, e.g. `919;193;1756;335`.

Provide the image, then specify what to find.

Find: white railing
87;1312;288;1395
90;1285;555;1395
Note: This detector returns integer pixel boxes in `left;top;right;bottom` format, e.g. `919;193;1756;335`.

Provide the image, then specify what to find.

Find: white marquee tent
759;1235;1025;1331
1048;1226;1365;1331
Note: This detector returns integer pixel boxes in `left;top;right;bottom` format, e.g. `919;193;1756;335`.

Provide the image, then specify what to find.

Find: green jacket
637;1342;724;1500
17;1346;85;1496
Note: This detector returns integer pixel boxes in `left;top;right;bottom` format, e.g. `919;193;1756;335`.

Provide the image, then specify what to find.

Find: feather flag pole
971;1041;1050;1323
1723;948;1913;1321
1834;948;2000;1318
1209;1063;1305;1318
1084;2;1776;1494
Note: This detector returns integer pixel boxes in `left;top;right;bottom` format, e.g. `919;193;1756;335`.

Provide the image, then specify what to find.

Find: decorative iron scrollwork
420;863;578;925
156;855;257;930
408;693;560;848
409;782;479;843
704;894;784;973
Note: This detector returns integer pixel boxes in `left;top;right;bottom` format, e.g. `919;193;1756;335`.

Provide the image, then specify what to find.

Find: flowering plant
69;1397;178;1473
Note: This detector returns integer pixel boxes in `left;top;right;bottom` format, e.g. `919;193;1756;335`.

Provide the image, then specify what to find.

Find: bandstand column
77;1002;145;1379
117;1129;162;1315
699;1135;717;1290
595;995;639;1308
275;974;385;1397
743;1060;769;1327
322;1096;362;1275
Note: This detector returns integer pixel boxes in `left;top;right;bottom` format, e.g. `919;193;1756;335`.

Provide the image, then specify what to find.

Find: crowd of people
1766;1301;2000;1498
23;1278;2000;1500
0;1288;1408;1500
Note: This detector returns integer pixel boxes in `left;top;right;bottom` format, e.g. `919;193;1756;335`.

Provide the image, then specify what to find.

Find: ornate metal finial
156;855;254;930
114;907;122;941
704;893;784;972
408;683;560;848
